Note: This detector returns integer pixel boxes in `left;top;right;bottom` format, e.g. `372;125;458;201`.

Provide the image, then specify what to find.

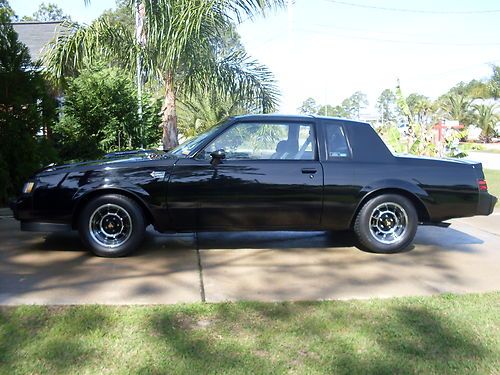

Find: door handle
301;168;317;174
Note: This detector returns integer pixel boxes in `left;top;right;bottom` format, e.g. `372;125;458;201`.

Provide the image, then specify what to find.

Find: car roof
230;113;370;126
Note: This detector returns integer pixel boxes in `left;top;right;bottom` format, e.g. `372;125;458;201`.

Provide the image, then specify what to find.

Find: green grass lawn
484;169;500;203
1;293;499;374
478;148;500;154
461;142;500;154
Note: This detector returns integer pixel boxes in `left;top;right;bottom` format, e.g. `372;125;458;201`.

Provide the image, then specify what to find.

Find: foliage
298;97;318;114
0;10;58;204
445;79;490;99
0;293;499;374
376;124;406;154
100;0;133;31
177;89;246;139
21;2;71;22
0;0;14;20
444;129;469;158
341;91;368;118
473;103;499;142
376;88;397;124
437;93;474;127
406;93;434;125
42;0;284;149
53;66;161;161
395;84;437;156
318;104;349;117
298;91;368;119
488;65;500;100
176;21;272;138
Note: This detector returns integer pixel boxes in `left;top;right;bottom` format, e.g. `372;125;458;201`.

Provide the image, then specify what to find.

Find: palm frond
221;0;286;22
182;49;279;113
42;19;135;84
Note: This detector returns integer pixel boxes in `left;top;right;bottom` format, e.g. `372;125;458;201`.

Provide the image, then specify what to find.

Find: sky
10;0;500;114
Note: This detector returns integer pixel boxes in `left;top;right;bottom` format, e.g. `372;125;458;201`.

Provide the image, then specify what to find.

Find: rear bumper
477;192;497;216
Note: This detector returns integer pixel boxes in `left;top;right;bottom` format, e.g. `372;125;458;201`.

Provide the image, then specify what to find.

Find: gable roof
11;21;65;61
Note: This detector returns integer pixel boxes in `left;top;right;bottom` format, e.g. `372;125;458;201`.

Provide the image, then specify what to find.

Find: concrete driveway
1;208;499;305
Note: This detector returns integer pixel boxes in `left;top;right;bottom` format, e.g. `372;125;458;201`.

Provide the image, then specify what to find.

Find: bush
53;67;161;161
0;12;58;205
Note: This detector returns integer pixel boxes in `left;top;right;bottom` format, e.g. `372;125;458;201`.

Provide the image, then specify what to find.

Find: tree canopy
43;0;284;149
21;2;71;22
0;7;57;203
53;66;161;161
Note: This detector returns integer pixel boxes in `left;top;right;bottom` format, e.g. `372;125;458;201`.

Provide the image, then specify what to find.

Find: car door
317;119;358;230
167;120;324;230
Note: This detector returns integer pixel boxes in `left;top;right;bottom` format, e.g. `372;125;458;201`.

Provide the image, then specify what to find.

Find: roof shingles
12;21;65;61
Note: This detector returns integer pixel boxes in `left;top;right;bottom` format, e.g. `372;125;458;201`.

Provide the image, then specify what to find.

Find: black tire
78;194;146;257
354;194;418;254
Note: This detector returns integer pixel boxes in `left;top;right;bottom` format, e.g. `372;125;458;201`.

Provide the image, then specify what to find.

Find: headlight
22;181;35;194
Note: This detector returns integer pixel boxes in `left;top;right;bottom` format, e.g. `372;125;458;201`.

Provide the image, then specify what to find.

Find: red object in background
434;120;465;142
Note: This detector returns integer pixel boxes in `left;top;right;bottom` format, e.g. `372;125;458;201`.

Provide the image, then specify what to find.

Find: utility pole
135;0;144;148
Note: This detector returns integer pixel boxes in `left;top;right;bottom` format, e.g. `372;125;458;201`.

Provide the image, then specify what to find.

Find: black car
11;115;497;257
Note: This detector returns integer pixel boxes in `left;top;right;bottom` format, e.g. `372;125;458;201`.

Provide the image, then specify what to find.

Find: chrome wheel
369;202;408;245
89;203;133;248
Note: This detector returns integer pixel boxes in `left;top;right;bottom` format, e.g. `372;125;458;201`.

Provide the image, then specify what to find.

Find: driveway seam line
195;232;206;303
453;221;500;238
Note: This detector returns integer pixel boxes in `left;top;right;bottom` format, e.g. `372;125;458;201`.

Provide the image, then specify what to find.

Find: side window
198;122;316;160
325;124;350;159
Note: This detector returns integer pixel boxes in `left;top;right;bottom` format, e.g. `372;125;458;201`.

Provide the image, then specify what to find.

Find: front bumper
10;195;33;221
477;192;497;216
10;196;72;232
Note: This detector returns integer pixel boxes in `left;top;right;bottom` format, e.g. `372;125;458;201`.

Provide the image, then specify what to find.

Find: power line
323;0;500;15
311;23;498;42
296;27;500;46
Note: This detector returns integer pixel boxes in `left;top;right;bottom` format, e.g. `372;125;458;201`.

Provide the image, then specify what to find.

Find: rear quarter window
325;124;350;159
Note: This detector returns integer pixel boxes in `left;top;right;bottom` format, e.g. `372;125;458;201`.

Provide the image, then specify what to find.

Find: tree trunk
161;72;179;150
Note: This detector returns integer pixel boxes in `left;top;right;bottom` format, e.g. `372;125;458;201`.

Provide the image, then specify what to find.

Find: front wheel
78;194;146;257
354;194;418;254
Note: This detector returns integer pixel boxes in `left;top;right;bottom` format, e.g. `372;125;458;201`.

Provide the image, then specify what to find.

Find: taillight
478;179;488;192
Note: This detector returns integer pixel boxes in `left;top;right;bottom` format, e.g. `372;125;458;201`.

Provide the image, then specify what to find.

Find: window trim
193;120;319;162
319;120;353;162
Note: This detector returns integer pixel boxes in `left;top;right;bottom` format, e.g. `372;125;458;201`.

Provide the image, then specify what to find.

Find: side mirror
210;149;226;160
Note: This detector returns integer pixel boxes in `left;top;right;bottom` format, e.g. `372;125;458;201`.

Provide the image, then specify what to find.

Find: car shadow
14;224;485;255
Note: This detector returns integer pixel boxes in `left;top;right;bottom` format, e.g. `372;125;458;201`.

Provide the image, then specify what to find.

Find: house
11;21;66;62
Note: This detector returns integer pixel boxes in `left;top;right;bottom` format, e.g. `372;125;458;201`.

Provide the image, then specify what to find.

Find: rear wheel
78;194;146;257
354;194;418;253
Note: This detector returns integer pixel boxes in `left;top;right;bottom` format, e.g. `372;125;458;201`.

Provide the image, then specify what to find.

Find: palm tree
489;65;500;99
473;103;499;142
43;0;283;150
440;93;472;125
406;93;434;125
177;88;248;139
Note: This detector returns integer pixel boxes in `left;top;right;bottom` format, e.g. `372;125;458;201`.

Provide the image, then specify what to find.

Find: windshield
169;122;225;157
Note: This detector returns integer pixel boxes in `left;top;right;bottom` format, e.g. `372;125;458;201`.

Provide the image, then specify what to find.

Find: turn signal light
22;181;35;194
478;179;488;192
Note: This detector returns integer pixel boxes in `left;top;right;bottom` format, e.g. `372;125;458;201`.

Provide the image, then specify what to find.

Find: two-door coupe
11;115;497;257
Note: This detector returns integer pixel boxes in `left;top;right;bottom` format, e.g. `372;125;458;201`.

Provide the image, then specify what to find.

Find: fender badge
150;171;166;179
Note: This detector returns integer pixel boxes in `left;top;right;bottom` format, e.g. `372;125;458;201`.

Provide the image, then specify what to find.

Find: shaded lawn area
1;293;499;374
484;169;500;204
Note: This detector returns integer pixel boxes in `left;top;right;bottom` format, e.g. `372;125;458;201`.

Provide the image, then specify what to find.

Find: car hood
36;151;177;176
